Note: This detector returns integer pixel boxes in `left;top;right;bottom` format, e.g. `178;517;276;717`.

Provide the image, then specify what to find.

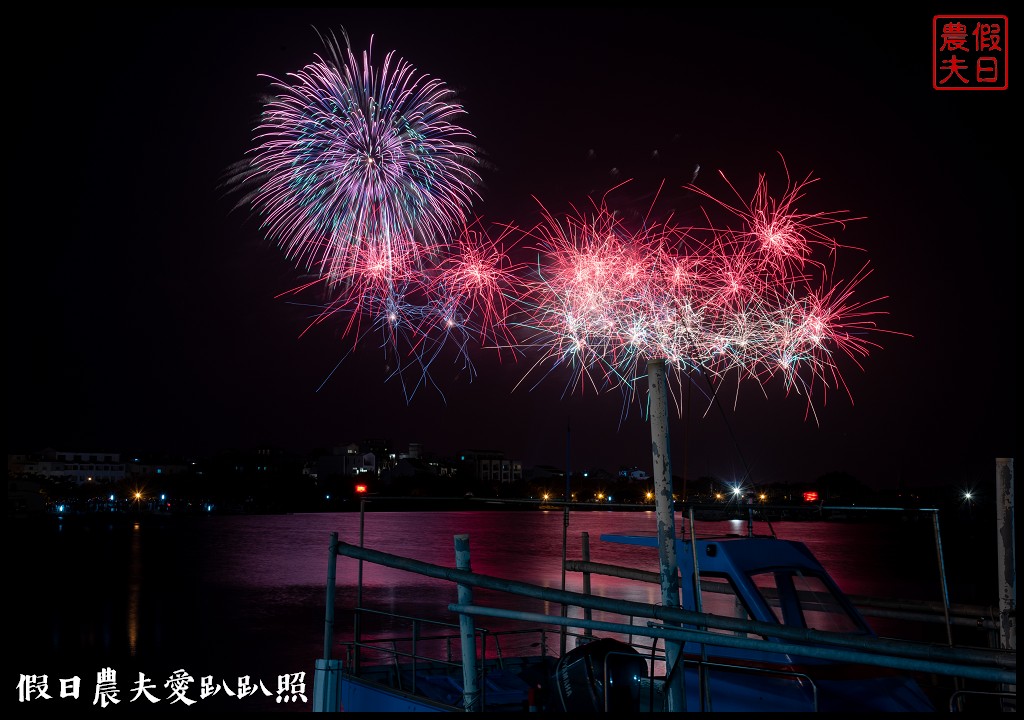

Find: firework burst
513;191;672;397
230;31;897;418
228;28;503;400
686;153;864;280
512;168;901;423
243;28;481;283
279;217;524;403
426;220;525;358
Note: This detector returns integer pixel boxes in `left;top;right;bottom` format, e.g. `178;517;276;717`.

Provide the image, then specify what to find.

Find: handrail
331;539;1014;687
564;558;1001;631
451;602;1016;686
339;620;823;712
949;689;1017;712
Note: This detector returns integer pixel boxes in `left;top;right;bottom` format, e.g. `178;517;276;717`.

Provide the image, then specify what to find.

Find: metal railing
328;536;1015;686
316;496;1015;712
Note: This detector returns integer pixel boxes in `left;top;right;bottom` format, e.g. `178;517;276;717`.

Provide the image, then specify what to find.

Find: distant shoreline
14;496;965;523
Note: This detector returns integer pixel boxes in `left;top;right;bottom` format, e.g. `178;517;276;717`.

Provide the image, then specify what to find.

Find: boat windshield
696;574;765;638
748;570;864;634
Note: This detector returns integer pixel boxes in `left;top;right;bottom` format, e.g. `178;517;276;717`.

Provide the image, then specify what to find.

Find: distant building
312;443;377;480
8;449;126;485
459;450;522;484
619;466;651;481
378;444;460;493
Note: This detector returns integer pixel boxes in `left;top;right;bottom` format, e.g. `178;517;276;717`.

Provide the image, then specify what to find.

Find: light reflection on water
13;508;989;713
198;510;945;600
191;509;955;662
127;521;142;657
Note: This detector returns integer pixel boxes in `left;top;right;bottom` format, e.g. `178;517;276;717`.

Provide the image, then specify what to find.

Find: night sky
8;7;1014;491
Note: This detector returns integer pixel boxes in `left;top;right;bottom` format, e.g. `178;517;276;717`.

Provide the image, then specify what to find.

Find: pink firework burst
762;262;901;419
512;168;902;424
514;189;673;397
686;153;864;279
427;220;525;357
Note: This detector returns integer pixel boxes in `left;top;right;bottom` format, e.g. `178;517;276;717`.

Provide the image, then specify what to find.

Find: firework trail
280;217;524;403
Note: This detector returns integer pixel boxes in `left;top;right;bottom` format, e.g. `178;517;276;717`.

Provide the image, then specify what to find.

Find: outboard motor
552;637;646;712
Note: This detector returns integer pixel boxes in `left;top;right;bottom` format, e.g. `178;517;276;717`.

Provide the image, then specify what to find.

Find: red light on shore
354;484;368;494
803;491;819;502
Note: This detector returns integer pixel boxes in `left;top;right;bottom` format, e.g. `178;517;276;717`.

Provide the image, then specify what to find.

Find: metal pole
561;418;571;656
582;532;593;638
689;505;711;711
930;510;955;648
647;358;686;711
566;417;571;503
313;532;342;712
455;534;481;711
995;457;1016;707
930;510;960;697
324;532;338;661
356;497;366;672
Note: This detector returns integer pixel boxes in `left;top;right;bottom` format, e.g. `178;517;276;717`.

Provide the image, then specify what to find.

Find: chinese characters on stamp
934;15;1008;90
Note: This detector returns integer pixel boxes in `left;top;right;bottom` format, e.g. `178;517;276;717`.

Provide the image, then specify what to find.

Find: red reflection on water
17;509;972;713
200;510;941;601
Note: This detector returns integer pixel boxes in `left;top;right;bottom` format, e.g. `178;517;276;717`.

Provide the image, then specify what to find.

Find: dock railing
314;532;1015;712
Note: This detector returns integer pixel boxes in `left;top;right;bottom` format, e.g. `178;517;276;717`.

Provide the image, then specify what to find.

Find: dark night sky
7;7;1014;491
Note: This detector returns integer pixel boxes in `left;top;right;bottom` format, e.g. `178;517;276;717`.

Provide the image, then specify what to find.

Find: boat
595;530;936;712
309;503;1015;713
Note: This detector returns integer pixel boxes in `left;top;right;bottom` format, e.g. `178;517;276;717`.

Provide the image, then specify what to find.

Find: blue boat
597;531;936;712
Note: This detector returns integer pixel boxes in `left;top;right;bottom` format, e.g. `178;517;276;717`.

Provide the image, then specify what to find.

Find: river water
10;507;996;713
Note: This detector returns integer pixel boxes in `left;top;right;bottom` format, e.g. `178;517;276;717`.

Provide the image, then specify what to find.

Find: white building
8;449;127;485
